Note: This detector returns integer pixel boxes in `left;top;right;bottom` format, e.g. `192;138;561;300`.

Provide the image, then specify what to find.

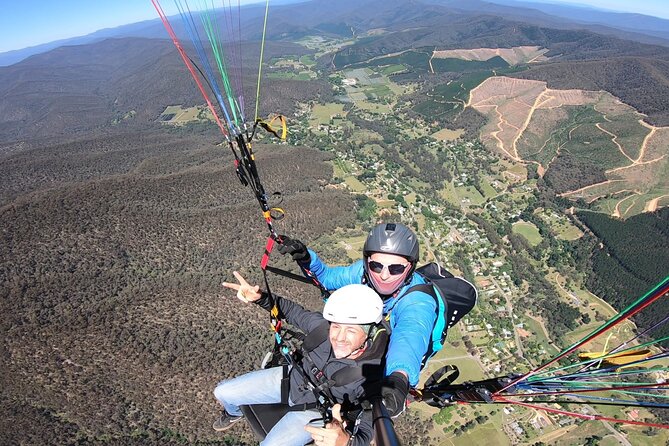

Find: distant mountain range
2;0;669;67
2;0;669;143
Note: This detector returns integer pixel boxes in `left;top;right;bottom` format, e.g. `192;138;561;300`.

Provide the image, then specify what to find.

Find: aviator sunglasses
368;260;409;276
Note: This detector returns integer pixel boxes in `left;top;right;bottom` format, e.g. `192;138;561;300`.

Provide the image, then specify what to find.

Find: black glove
277;235;311;263
380;371;409;417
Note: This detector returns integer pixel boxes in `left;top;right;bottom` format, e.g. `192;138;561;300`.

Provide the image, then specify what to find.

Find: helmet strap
339;338;370;360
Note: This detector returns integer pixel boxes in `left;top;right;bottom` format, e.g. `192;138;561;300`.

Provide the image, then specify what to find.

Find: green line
529;335;669;380
530;276;669;379
535;367;669;383
199;4;239;126
255;0;270;121
535;380;662;388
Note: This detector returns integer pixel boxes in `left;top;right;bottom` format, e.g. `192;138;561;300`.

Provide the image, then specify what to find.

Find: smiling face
329;322;368;359
366;252;412;296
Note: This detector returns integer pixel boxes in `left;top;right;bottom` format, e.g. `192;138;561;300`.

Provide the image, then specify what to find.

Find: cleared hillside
468;76;669;217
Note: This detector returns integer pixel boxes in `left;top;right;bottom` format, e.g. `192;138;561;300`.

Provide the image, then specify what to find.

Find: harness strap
265;265;315;285
280;364;290;404
402;282;444;366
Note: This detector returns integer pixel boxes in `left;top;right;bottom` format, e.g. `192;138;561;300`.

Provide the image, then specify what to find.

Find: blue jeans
214;366;321;446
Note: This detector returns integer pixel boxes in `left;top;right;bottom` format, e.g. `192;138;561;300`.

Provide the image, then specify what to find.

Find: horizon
2;0;669;54
0;0;265;53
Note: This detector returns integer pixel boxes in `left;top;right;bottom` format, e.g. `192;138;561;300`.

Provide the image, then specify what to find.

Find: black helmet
363;223;419;263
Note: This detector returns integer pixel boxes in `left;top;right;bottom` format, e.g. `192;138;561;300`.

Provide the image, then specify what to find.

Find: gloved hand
380;371;409;417
277;235;311;263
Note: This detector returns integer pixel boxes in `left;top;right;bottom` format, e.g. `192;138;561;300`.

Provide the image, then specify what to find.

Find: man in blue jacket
279;223;444;416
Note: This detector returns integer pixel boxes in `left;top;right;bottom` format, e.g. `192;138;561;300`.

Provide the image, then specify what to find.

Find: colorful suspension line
494;396;669;429
151;0;230;139
172;0;239;133
527;335;669;382
494;275;669;395
151;0;291;355
151;0;330;353
487;276;669;428
254;0;270;123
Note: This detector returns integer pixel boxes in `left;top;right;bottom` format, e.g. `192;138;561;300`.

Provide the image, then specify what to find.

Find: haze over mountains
3;0;669;144
2;0;669;67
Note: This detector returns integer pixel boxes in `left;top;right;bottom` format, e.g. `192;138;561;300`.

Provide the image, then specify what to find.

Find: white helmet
323;284;383;324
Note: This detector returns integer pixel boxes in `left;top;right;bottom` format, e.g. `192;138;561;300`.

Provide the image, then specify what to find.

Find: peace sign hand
222;271;262;303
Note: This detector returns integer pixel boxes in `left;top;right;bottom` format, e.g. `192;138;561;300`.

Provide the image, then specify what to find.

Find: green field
448;408;509;446
597;114;650;161
351;49;432;72
354;100;393;113
556;223;582;241
267;71;313;80
340;234;367;261
310;103;347;126
332;158;353;177
299;54;316;66
590;196;619;215
343;175;367;192
431;56;509;73
363;84;394;100
479;179;498;199
159;105;204;124
512;221;542;246
423;343;487;384
590;190;668;219
500;160;527;182
351;129;384;144
627;426;669;445
523;315;560;359
455;185;486;206
440;182;461;207
516;106;581;166
381;64;407;75
535;210;583;241
432;128;465;141
553;421;609;446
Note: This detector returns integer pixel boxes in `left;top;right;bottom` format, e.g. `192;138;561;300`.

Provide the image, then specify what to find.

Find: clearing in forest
432;46;549;65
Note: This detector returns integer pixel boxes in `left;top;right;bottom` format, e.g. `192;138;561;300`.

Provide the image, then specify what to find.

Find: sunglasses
368;260;409;276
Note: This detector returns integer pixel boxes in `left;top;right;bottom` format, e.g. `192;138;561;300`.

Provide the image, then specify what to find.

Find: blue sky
0;0;262;53
1;0;669;53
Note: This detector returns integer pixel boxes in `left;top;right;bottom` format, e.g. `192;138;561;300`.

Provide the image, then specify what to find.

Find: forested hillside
2;0;668;442
0;38;328;143
577;209;669;342
514;57;669;126
0;135;359;445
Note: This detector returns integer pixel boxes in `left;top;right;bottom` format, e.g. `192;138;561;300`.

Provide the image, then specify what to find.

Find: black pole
371;398;402;446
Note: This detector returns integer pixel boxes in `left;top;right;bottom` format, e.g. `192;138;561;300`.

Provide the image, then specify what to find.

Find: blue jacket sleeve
385;289;436;386
306;249;364;289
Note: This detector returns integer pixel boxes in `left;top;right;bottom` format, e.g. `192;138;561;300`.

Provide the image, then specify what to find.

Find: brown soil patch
468;77;590;160
432;46;549;65
645;195;669;212
517;327;532;337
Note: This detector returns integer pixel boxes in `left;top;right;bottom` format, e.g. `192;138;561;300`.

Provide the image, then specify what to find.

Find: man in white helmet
279;223;439;416
213;272;388;446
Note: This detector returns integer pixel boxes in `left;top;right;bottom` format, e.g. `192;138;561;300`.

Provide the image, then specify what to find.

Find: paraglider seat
240;403;321;440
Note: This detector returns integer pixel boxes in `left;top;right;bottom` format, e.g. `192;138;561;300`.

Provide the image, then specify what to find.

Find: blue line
175;0;235;131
